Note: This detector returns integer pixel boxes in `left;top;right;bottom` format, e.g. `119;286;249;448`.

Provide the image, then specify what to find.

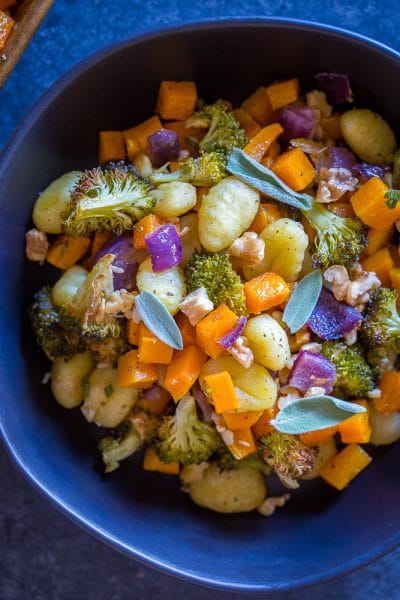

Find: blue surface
1;3;400;599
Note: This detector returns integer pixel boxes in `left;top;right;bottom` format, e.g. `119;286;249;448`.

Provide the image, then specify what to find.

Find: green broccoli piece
258;431;316;488
152;395;220;465
302;202;367;269
321;341;374;398
63;162;155;236
28;287;85;359
366;345;398;377
150;150;227;187
217;447;271;476
361;287;400;352
185;251;247;315
98;421;142;473
187;99;247;154
67;254;121;342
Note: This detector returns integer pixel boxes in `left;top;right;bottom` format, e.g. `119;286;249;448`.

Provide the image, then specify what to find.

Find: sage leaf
271;396;366;434
135;290;183;350
282;269;322;333
227;148;313;210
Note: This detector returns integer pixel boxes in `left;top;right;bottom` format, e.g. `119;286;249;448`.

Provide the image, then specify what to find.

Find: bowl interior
1;20;400;592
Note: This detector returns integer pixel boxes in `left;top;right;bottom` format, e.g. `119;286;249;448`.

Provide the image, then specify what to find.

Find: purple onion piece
352;163;387;182
192;382;213;424
279;105;318;141
315;72;353;104
148;128;180;168
289;350;336;394
307;288;362;340
328;146;356;170
145;223;182;272
218;316;248;350
94;233;138;290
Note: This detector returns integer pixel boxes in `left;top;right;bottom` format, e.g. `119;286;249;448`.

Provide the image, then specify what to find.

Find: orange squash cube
124;115;162;161
46;234;91;270
222;410;263;431
204;371;239;414
241;86;274;126
118;349;158;388
156;81;197;120
196;304;238;359
350;177;400;231
164;345;207;402
98;131;126;164
137;322;173;364
271;148;316;191
265;78;300;111
244;272;289;314
320;444;372;491
143;448;179;474
337;400;371;444
375;372;400;413
229;428;257;460
243;123;284;162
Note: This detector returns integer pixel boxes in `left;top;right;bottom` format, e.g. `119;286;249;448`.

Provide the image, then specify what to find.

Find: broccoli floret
321;341;374;398
360;288;400;375
258;431;316;488
98;421;142;473
152;395;220;465
302;202;367;269
150;150;227;187
187;100;247;154
63;163;155;236
67;254;121;342
28;287;85;359
185;251;247;315
217;447;271;475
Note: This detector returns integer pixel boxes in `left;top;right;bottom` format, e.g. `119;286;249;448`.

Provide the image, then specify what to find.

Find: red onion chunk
307;288;362;340
328;146;356;170
289;350;336;394
148;128;180;168
218;316;247;349
352;163;387;182
94;233;137;290
145;223;182;272
279;106;318;141
192;382;213;424
315;72;353;104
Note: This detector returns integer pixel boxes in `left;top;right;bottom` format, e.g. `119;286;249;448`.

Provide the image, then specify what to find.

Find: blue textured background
1;2;400;598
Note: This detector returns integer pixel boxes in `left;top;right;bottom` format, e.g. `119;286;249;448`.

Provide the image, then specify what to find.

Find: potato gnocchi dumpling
244;314;290;370
32;171;82;234
198;176;260;252
243;218;308;282
184;462;266;513
153;181;197;217
340;109;396;165
52;265;88;307
51;352;95;409
137;257;186;314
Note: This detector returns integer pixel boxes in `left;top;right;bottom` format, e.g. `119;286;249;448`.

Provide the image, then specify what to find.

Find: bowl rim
1;17;400;593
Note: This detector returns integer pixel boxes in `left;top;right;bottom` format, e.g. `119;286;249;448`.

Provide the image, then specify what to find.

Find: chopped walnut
304;385;327;397
104;289;136;319
227;335;254;368
344;327;358;346
228;232;264;265
316;167;358;203
324;264;380;306
25;228;49;263
289;327;311;352
178;287;214;326
306;90;332;117
257;493;290;517
278;387;301;410
129;411;153;441
300;342;322;354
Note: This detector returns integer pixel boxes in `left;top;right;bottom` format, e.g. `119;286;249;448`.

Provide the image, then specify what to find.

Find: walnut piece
306;90;332;117
178;287;214;326
257;493;290;517
25;228;49;263
104;289;136;319
324;264;380;306
228;232;264;265
227;335;254;369
316;167;358;203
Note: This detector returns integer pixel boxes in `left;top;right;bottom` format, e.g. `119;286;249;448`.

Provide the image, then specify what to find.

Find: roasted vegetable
322;341;374;398
258;431;316;488
98;421;142;473
188;99;247;154
150;150;227;187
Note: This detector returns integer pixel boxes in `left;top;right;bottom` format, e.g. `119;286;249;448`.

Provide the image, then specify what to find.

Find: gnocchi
136;257;186;314
302;439;337;480
199;355;277;412
51;352;95;409
243;218;308;282
179;212;202;267
32;171;82;234
198;176;260;251
153;181;196;217
244;314;290;370
340;109;396;165
184;461;266;513
52;265;88;307
369;405;400;446
81;366;138;428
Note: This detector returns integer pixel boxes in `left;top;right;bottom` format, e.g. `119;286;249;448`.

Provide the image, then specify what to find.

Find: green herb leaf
104;384;114;398
282;269;322;333
135;290;183;350
385;189;400;208
227;148;313;210
271;396;366;434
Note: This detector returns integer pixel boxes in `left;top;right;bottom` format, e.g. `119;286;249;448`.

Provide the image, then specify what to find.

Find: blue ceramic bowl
1;19;400;593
